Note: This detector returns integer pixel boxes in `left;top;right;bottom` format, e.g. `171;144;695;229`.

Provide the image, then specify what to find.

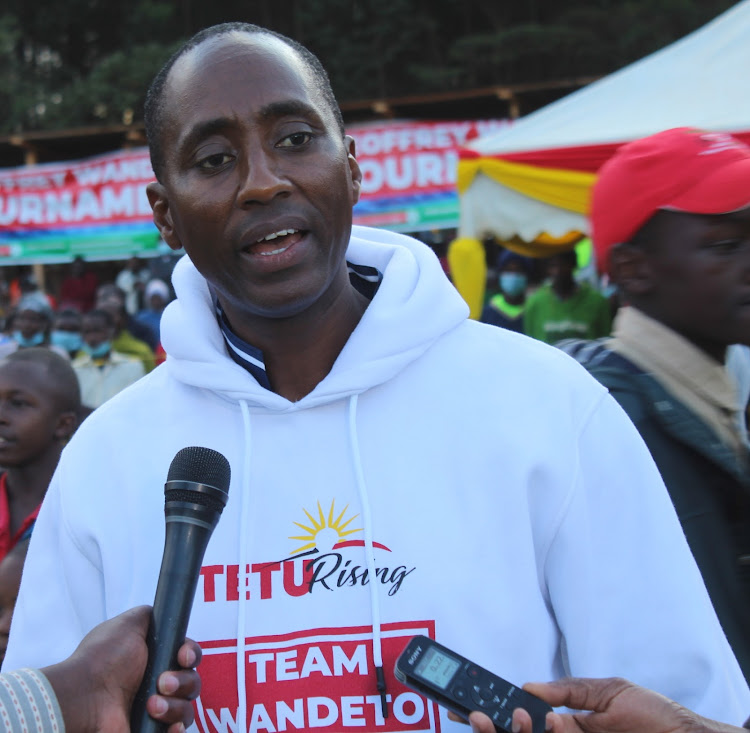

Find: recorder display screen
414;647;461;690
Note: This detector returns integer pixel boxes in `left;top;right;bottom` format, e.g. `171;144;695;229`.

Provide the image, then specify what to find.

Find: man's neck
552;279;578;300
5;448;62;517
625;303;727;364
219;276;370;401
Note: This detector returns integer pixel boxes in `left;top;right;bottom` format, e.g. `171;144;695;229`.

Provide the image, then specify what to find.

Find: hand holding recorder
458;677;750;733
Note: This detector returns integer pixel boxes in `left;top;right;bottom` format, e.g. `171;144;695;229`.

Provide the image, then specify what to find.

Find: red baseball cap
590;127;750;272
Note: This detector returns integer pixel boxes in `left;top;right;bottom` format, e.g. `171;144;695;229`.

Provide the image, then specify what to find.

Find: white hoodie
7;227;750;731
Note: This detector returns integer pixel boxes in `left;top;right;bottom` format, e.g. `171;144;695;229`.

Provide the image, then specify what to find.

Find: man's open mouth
246;229;304;256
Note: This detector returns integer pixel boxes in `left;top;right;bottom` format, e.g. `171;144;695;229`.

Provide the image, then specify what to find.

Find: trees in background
0;0;738;134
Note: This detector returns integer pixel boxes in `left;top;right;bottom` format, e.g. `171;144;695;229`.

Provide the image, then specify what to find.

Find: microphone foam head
167;446;231;492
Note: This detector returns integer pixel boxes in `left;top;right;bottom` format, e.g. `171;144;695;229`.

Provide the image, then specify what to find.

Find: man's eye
707;239;743;253
277;132;313;148
197;153;233;169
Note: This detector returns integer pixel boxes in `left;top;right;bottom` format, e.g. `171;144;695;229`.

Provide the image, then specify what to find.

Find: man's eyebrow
256;100;325;126
179;118;235;154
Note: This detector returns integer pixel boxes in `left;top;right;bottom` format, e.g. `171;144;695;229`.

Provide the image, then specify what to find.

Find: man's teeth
256;228;298;243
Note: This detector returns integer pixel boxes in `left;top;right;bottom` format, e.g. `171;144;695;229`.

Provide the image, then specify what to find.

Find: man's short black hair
3;347;81;414
144;22;346;182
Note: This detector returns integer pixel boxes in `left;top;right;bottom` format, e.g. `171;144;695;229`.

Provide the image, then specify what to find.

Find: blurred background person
524;249;611;344
49;307;83;360
562;128;750;682
134;278;170;349
96;283;155;346
115;255;151;316
58;256;98;313
10;297;52;349
0;349;79;563
96;293;156;373
2;296;67;360
481;251;531;332
73;309;146;410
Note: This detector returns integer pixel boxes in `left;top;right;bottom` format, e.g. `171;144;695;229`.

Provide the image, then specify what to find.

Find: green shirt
112;329;156;373
523;283;612;345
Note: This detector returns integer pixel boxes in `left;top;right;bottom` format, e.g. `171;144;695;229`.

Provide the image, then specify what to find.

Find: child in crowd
0;539;28;668
0;348;80;562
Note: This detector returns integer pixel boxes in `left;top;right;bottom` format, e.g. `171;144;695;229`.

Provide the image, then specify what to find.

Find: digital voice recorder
394;635;551;733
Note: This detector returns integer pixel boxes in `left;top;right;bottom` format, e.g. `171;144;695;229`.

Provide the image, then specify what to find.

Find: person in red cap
561;126;750;684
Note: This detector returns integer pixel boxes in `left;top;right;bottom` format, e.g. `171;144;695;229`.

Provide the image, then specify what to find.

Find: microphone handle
130;520;214;733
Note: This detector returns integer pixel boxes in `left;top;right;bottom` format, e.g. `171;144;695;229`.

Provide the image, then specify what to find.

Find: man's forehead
167;32;309;96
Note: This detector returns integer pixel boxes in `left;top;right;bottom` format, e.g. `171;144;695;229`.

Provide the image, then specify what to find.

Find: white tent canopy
460;0;750;243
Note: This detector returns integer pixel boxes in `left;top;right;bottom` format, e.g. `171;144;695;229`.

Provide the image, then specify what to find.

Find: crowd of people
0;20;747;733
0;255;177;413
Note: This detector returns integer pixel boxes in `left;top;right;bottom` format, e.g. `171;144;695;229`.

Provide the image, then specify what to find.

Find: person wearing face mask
11;296;52;349
0;296;69;361
480;251;531;332
72;309;145;410
50;308;84;359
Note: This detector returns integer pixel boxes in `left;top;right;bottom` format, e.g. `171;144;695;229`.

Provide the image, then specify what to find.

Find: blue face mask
12;330;44;348
50;330;83;353
82;341;112;359
499;272;528;297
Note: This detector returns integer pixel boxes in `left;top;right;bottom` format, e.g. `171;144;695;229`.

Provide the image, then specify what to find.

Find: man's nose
236;149;293;206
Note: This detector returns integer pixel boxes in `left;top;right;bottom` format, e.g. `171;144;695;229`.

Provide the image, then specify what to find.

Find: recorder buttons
471;678;506;710
453;686;468;702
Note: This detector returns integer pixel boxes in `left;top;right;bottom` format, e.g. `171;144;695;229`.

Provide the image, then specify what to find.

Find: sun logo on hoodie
289;500;363;555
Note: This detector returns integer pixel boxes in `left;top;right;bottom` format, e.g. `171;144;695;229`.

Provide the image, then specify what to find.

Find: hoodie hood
160;225;469;410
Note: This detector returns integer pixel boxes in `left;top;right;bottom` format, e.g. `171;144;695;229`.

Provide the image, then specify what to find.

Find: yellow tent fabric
457;157;596;215
502;231;585;258
447;237;486;319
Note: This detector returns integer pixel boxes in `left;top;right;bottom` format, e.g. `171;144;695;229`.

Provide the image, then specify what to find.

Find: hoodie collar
215;263;383;391
161;226;469;410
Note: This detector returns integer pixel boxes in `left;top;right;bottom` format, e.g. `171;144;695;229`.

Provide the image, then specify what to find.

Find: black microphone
131;446;231;733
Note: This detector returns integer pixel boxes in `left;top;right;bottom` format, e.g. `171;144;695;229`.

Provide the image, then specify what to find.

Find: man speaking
6;22;749;733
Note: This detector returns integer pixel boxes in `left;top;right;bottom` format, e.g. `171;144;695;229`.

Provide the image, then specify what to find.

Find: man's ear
146;181;182;251
608;242;654;296
344;135;362;206
54;411;78;443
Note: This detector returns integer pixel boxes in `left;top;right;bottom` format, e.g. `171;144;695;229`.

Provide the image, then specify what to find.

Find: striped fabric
216;261;382;386
0;669;64;733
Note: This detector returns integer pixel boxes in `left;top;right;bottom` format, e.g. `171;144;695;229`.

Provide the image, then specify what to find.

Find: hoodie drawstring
231;396;388;725
348;394;388;718
237;399;253;731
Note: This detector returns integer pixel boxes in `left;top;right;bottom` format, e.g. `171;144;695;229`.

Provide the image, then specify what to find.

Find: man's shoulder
447;319;608;392
557;338;680;426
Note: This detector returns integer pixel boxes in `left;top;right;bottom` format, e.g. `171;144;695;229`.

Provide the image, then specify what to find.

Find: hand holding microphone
131;446;231;733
